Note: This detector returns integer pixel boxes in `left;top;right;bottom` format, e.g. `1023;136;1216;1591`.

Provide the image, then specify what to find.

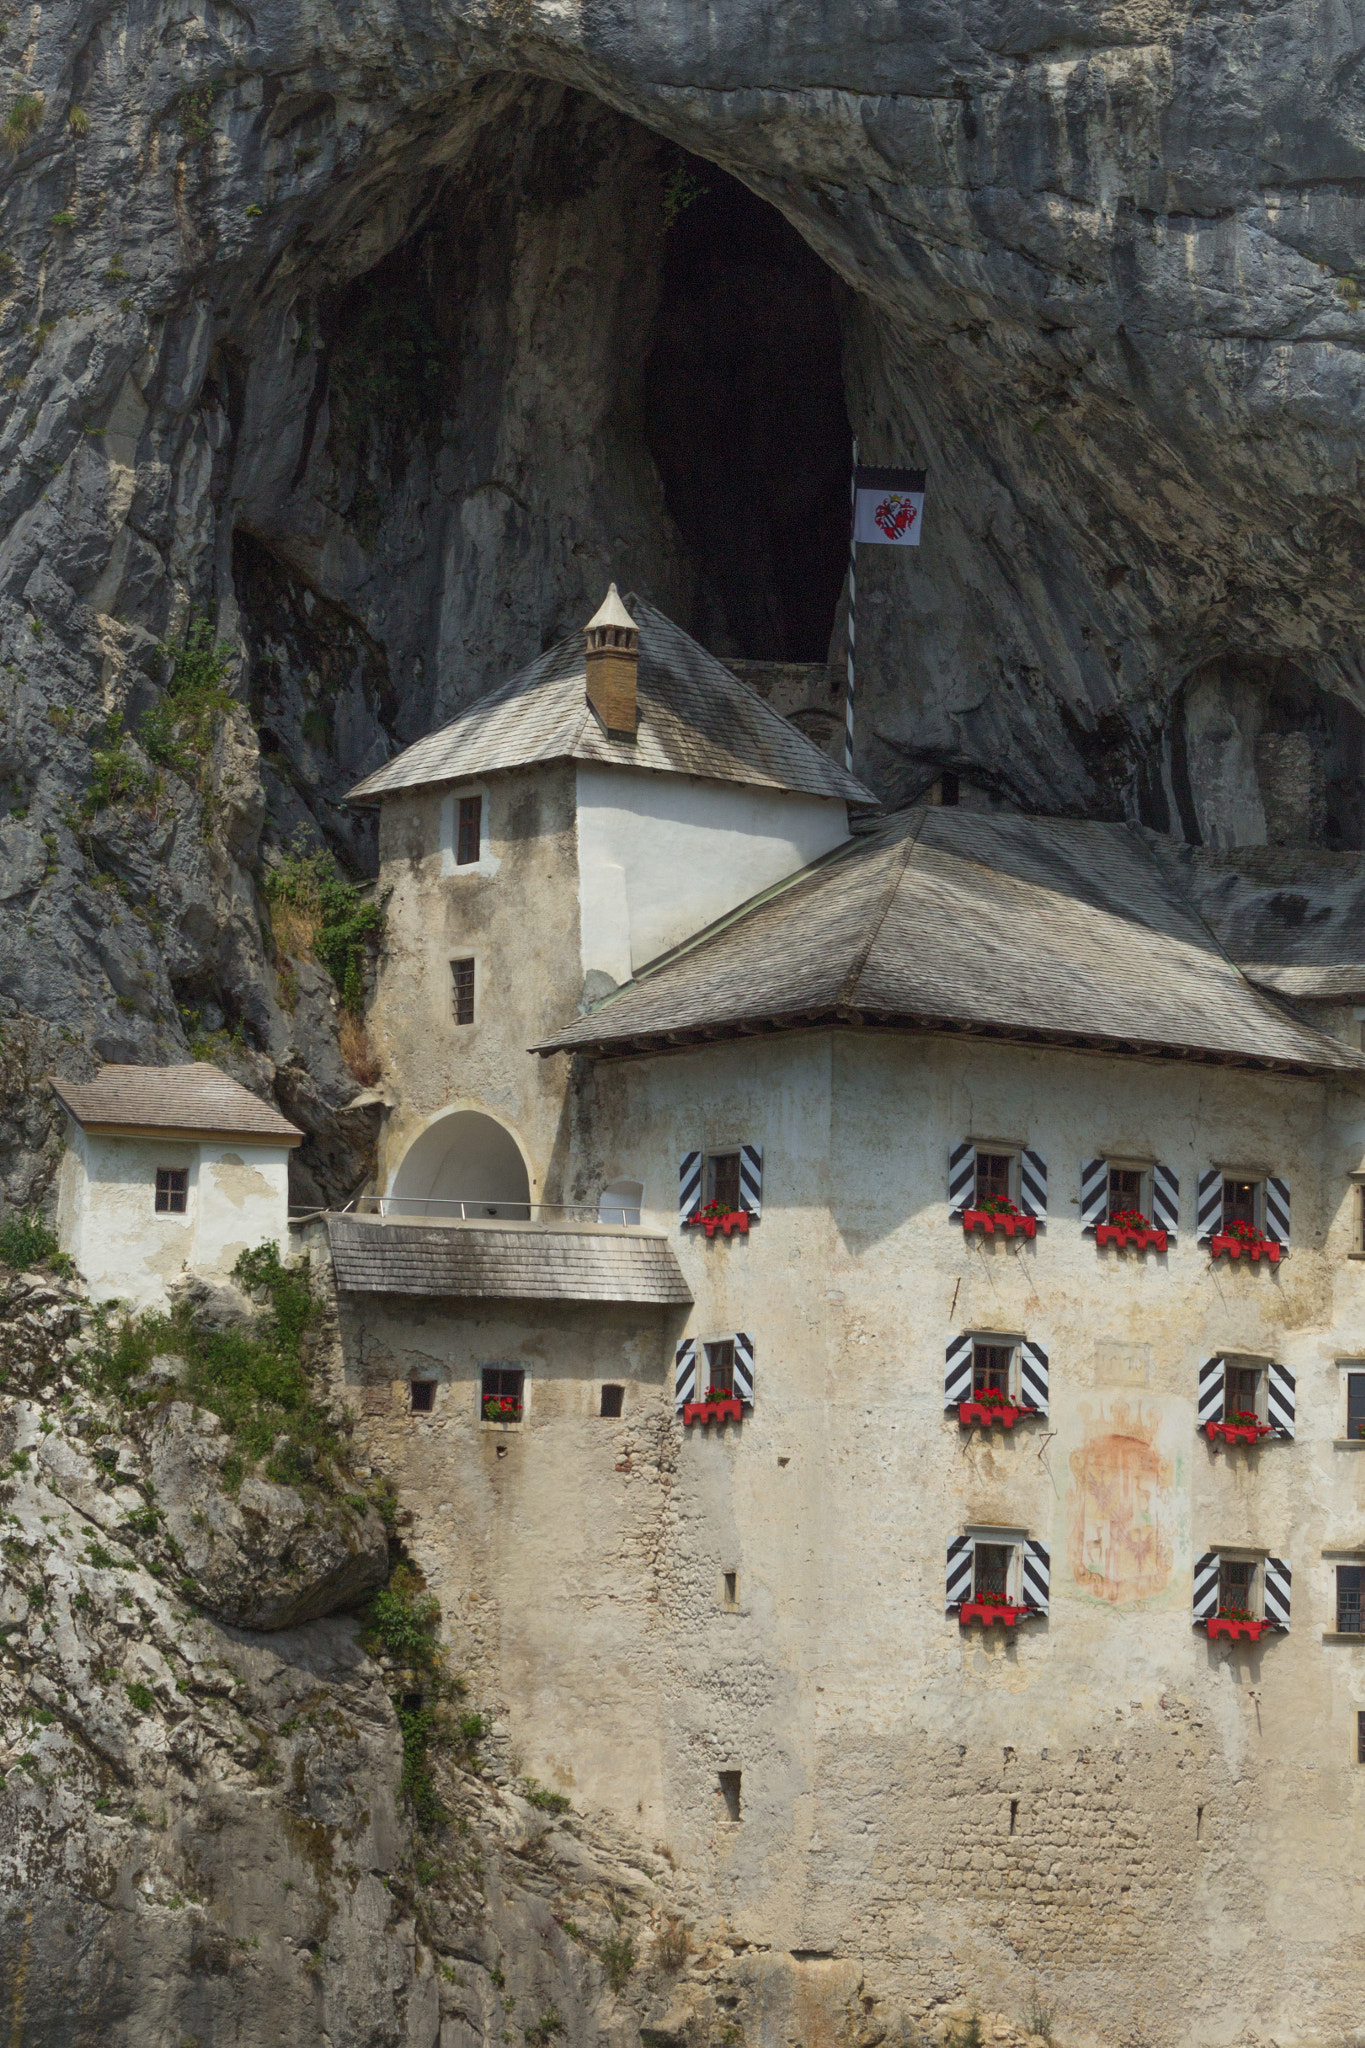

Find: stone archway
386;1109;532;1219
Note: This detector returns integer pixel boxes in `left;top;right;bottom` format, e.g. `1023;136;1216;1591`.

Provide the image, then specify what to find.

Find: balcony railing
348;1195;638;1225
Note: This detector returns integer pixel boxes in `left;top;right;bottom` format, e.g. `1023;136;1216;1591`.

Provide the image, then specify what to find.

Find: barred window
154;1167;187;1214
452;958;475;1025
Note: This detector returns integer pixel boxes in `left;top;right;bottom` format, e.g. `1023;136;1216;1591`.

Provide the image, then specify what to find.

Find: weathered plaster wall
56;1126;290;1308
574;767;850;978
348;1024;1365;2045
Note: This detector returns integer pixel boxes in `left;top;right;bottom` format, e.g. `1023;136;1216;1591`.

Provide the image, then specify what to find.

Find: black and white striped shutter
732;1332;755;1406
1197;1357;1225;1428
1193;1550;1220;1622
674;1338;697;1411
1020;1341;1049;1414
945;1333;974;1407
1020;1150;1048;1220
946;1535;974;1612
949;1141;975;1217
679;1153;702;1226
1265;1176;1290;1247
1267;1360;1296;1437
739;1145;763;1219
1152;1163;1179;1237
1080;1159;1107;1231
1263;1556;1292;1630
1022;1540;1050;1613
1196;1170;1221;1243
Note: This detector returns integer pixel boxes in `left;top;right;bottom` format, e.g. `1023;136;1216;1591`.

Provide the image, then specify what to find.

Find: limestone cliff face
1;0;1363;1189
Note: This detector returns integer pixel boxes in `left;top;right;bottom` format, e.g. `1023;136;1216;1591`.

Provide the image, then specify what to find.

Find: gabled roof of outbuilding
50;1064;304;1143
345;595;874;807
536;808;1365;1074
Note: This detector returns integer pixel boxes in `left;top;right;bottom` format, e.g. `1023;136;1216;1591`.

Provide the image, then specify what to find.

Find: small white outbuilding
50;1064;303;1310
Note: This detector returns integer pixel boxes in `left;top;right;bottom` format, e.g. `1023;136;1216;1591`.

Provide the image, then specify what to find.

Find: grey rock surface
0;0;1364;1192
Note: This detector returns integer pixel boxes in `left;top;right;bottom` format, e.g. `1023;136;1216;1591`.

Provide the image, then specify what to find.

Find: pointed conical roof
585;584;638;634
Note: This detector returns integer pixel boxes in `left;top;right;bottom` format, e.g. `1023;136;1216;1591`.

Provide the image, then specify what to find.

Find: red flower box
1209;1231;1279;1264
1205;1614;1270;1642
958;1599;1027;1628
962;1209;1036;1240
683;1399;743;1426
958;1399;1033;1429
1096;1222;1168;1252
684;1209;749;1239
1205;1419;1272;1446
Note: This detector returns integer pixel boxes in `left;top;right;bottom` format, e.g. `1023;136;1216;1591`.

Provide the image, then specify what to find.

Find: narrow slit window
975;1152;1012;1206
1107;1166;1144;1220
1357;1710;1365;1764
704;1340;735;1399
452;957;475;1026
1219;1558;1256;1618
154;1167;188;1214
1222;1178;1260;1231
456;794;482;866
972;1343;1013;1399
599;1385;623;1418
974;1543;1011;1601
718;1770;742;1821
705;1152;741;1213
723;1571;738;1607
410;1380;435;1414
1338;1566;1365;1633
481;1366;524;1423
1358;1185;1365;1250
1223;1364;1264;1427
1348;1373;1365;1441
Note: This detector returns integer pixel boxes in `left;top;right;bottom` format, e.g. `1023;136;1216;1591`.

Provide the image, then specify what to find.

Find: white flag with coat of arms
853;465;927;546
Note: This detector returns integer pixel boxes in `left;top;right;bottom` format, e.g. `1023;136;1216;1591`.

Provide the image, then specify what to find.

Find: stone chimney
584;584;639;738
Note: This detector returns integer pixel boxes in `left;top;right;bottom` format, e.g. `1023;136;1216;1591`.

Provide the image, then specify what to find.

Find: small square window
1222;1178;1261;1231
1338;1566;1365;1633
1218;1558;1256;1618
599;1384;623;1418
1348;1373;1365;1442
410;1380;435;1414
705;1152;741;1213
703;1340;735;1400
972;1343;1013;1398
974;1543;1011;1601
155;1167;188;1214
1107;1166;1144;1220
1224;1363;1264;1427
975;1153;1013;1206
452;958;475;1025
456;794;482;866
481;1366;524;1423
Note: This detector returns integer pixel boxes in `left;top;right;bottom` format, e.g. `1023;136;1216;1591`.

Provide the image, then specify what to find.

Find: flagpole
845;437;858;773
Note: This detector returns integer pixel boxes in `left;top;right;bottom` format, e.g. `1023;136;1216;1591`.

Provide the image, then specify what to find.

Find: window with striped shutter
1152;1163;1179;1236
944;1333;974;1407
679;1153;702;1226
1019;1150;1047;1220
1022;1539;1050;1613
1080;1159;1107;1231
1265;1176;1291;1246
1197;1357;1225;1429
1196;1170;1222;1243
1193;1550;1221;1621
1020;1341;1049;1415
948;1142;975;1217
1267;1360;1296;1437
1263;1556;1292;1629
946;1535;974;1611
674;1338;697;1411
738;1146;763;1219
732;1331;755;1406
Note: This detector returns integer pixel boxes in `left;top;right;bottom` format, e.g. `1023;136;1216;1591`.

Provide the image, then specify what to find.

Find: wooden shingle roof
50;1064;303;1143
327;1216;692;1305
537;808;1365;1075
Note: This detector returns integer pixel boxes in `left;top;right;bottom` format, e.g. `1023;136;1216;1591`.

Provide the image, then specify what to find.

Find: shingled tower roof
346;594;874;808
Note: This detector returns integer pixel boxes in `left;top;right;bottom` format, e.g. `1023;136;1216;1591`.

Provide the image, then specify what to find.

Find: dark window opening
705;1152;741;1213
482;1366;524;1423
1108;1166;1144;1219
452;957;475;1025
642;156;851;663
1358;1711;1365;1764
1339;1566;1365;1633
1009;1799;1018;1836
972;1344;1013;1399
1219;1559;1255;1617
410;1380;435;1414
1222;1178;1260;1231
1224;1365;1263;1427
940;770;960;807
155;1167;188;1214
600;1384;624;1418
974;1544;1011;1602
975;1153;1012;1206
1348;1373;1365;1441
704;1340;735;1399
1359;1186;1365;1246
718;1769;742;1821
456;794;482;865
723;1571;738;1606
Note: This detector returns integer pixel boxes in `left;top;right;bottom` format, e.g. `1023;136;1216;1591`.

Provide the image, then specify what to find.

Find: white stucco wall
575;764;849;976
57;1126;291;1310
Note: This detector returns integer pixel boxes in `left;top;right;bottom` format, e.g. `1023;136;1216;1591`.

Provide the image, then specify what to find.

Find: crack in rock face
1;0;1364;1174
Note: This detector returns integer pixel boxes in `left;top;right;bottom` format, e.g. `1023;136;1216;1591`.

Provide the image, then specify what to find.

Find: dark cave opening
641;154;852;664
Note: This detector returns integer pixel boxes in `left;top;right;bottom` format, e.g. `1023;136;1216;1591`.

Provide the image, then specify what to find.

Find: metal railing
352;1194;612;1224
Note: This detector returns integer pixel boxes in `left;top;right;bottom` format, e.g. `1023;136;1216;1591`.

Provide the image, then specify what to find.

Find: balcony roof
327;1214;692;1306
